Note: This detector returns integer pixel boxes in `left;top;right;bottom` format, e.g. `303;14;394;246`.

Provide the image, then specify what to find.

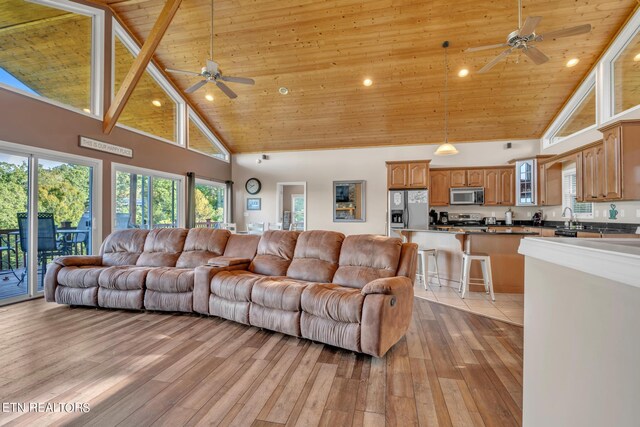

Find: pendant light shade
434;41;459;156
434;143;459;156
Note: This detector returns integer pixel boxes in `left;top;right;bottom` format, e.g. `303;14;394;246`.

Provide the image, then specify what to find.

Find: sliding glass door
195;179;226;227
0;144;99;305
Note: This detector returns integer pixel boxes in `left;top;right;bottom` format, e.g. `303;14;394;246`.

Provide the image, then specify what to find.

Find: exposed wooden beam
103;0;182;134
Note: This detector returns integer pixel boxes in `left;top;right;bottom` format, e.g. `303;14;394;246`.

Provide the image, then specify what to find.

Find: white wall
232;139;539;234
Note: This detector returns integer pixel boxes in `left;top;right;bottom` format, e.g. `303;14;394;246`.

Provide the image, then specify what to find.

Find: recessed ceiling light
458;68;469;77
363;78;373;87
634;53;640;62
151;100;162;107
566;58;580;68
279;87;289;95
205;94;214;102
82;108;91;113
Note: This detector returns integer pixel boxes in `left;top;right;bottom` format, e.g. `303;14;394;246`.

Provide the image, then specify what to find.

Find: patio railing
0;229;25;272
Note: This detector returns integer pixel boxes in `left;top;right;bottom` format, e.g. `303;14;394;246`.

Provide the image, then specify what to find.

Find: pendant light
435;41;459;156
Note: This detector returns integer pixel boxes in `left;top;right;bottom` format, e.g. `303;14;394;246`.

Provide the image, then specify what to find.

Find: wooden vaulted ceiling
14;1;640;153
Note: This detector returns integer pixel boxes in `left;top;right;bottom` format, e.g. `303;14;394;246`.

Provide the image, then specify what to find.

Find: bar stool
417;248;442;289
459;252;495;301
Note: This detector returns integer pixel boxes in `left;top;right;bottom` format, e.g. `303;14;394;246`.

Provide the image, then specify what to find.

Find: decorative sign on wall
79;136;133;158
247;198;261;211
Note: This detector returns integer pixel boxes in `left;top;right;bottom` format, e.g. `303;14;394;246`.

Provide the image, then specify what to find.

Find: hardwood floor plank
294;363;338;427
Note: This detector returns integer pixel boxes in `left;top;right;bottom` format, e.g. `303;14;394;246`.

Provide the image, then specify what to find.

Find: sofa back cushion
249;230;299;276
176;228;231;268
100;229;149;266
287;230;345;283
136;228;188;267
223;234;261;259
332;234;403;289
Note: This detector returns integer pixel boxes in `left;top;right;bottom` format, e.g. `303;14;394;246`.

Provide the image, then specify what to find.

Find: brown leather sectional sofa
44;228;417;357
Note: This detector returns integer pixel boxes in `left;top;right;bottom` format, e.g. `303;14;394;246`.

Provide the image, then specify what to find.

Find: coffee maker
439;211;449;225
532;210;543;226
429;209;438;226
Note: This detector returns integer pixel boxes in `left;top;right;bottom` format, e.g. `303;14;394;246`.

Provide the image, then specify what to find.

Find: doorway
276;182;306;231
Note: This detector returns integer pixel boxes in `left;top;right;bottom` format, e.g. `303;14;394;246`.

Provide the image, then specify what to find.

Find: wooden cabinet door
594;144;606;200
484;169;500;205
575;152;584;202
538;162;547;205
408;162;429;188
603;127;622;200
387;163;408;189
582;148;597;200
467;169;484;187
450;170;467;187
429;170;450;206
499;168;515;206
544;162;563;206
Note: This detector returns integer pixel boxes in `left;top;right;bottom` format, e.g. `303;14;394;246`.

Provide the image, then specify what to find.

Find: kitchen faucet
562;207;578;228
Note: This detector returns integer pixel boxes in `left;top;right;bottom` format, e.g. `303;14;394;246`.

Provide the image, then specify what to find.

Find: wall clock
245;177;261;195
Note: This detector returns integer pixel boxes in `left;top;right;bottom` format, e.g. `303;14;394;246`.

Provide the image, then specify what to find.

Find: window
195;180;226;226
612;29;640;115
554;86;596;141
188;111;229;161
114;166;184;230
0;0;103;115
562;168;593;219
113;23;184;145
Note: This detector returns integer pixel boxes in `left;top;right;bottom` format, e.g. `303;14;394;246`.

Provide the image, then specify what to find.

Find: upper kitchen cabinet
596;120;640;201
450;170;467;187
467;169;484;187
430;170;450;206
601;125;622;200
515;160;536;206
386;160;430;189
539;161;563;206
500;168;515;206
484;167;515;206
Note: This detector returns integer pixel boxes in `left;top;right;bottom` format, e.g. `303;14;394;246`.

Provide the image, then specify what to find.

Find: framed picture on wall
247;198;261;211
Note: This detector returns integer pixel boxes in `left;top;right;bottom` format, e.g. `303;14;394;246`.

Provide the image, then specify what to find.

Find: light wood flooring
0;298;523;426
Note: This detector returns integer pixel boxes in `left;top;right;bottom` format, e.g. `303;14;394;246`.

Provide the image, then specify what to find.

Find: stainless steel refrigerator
388;189;429;234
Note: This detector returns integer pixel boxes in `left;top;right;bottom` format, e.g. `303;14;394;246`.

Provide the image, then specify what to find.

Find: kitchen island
393;228;538;293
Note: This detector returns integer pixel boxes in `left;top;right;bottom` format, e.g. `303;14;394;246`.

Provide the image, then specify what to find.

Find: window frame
562;167;594;220
195;178;228;224
111;163;186;231
188;109;230;162
111;19;186;147
0;0;105;118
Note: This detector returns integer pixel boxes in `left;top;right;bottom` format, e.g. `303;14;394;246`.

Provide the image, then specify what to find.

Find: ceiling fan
467;0;592;74
165;0;254;99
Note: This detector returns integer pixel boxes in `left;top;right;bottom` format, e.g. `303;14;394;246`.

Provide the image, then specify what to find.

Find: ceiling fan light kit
165;0;255;99
435;41;459;157
467;0;592;74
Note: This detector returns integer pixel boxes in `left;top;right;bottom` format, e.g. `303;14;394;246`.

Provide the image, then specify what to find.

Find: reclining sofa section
45;228;417;357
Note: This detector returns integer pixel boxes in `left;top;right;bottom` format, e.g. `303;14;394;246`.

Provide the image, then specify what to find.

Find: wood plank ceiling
79;1;640;152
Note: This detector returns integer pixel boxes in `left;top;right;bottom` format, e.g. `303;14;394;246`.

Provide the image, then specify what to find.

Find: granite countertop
394;228;538;236
488;224;638;234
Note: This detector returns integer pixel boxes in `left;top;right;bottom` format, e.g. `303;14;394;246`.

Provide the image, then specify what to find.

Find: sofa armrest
193;264;250;315
54;255;103;267
207;256;251;267
361;276;412;296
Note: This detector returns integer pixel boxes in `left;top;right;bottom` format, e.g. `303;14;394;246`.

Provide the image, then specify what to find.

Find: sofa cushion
98;266;153;290
301;313;360;353
57;266;106;288
136;228;188;267
144;290;192;312
332;235;402;289
251;277;310;311
249;230;299;276
100;229;149;266
223;234;260;259
56;286;98;306
286;230;344;283
176;228;230;268
301;283;365;324
210;270;264;302
146;267;194;293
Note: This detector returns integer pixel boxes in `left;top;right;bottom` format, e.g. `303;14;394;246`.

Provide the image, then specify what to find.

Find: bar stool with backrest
247;222;265;235
417;248;442;288
459;251;495;301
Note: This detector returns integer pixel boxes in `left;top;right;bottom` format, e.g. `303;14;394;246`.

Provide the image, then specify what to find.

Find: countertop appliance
555;228;578;237
532;210;543;226
429;209;438;226
439;211;449;225
448;212;484;226
450;187;484;205
485;216;497;225
388;189;429;233
505;208;513;225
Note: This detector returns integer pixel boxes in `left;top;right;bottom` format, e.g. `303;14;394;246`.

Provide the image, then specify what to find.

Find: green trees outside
195;184;224;223
0;161;90;230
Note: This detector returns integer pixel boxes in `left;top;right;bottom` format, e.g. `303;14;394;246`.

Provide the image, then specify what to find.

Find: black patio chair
17;212;69;281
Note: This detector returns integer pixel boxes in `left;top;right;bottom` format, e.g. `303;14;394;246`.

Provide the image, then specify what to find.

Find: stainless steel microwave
450;187;484;205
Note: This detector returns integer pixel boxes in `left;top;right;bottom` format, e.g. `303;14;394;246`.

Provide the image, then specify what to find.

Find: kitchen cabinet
602;126;622;200
582;145;601;201
386;160;430;189
484;168;514;206
450;170;467;187
538;161;562;206
467;169;484;187
430;170;450;206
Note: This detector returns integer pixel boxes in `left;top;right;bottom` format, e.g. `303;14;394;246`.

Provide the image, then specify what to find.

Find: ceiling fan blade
478;47;514;74
206;60;219;74
185;80;209;93
466;43;509;53
519;16;542;36
215;80;238;99
165;68;202;77
219;75;255;85
523;46;549;65
536;24;592;41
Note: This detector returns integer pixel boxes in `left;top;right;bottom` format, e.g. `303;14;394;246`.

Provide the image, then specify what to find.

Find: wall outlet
552;211;556;217
595;209;600;217
603;209;608;218
491;211;496;217
527;211;531;217
620;209;625;218
636;209;640;218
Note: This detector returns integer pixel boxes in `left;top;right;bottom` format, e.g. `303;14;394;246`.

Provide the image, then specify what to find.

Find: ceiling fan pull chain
210;0;214;59
518;0;522;30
